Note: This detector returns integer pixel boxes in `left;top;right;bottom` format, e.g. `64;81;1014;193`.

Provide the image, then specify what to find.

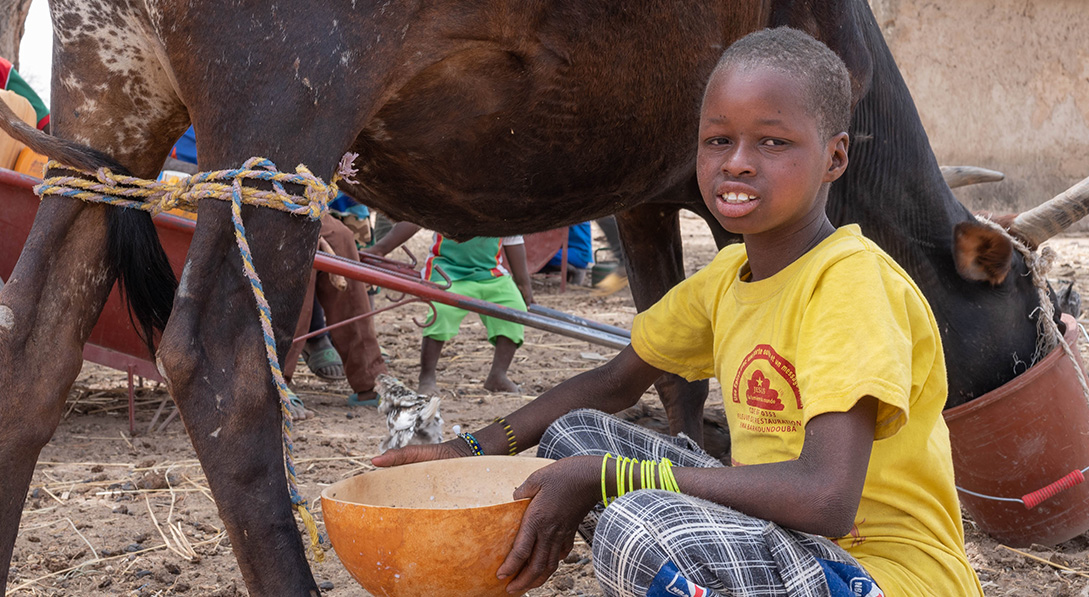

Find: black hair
708;27;851;140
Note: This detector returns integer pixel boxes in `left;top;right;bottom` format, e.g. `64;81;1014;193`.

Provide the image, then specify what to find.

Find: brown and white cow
2;0;1088;594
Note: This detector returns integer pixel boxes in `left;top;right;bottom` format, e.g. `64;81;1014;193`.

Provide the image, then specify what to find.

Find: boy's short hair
709;27;852;139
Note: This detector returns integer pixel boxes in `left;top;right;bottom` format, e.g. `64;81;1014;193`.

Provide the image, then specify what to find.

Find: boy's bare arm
372;345;662;466
494;396;878;593
503;242;534;305
675;396;878;538
366;221;421;256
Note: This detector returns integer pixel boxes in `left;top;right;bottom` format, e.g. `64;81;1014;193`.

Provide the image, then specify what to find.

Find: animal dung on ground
376;374;444;451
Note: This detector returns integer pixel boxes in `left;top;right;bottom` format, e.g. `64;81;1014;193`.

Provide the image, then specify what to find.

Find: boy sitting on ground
369;224;534;396
375;27;983;597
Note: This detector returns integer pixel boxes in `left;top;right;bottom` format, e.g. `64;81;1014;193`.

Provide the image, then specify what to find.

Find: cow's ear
769;0;873;110
953;221;1014;285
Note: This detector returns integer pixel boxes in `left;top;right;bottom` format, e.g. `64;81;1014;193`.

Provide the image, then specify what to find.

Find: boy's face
696;65;848;239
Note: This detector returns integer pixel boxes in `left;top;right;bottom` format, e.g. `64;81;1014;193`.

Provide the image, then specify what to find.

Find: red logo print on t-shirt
732;344;802;411
746;370;783;410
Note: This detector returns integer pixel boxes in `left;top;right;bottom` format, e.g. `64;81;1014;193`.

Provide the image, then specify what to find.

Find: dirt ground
7;212;1089;596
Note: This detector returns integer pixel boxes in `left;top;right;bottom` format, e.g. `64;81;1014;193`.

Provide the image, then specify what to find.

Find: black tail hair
107;206;177;357
0;99;178;356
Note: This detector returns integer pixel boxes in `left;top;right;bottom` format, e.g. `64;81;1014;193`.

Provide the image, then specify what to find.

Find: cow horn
940;166;1005;188
1008;175;1089;247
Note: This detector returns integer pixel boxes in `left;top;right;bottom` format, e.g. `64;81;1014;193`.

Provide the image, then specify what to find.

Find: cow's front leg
0;200;119;588
615;201;711;446
157;201;322;595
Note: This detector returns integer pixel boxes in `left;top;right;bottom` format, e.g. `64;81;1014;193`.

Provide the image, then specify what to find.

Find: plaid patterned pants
538;409;867;597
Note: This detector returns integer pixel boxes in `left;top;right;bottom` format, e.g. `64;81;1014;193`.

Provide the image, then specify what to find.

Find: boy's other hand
366;221;421;257
371;438;473;467
497;456;600;593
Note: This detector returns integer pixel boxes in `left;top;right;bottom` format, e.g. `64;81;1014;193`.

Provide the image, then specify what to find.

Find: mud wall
869;0;1089;229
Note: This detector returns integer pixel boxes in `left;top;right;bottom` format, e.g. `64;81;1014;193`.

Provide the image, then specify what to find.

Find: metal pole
312;252;631;350
528;304;631;339
152;215;632;350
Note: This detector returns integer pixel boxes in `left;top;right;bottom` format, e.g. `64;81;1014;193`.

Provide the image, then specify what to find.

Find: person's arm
495;396;878;593
366;221;421;256
503;241;534;306
678;397;876;536
372;345;662;465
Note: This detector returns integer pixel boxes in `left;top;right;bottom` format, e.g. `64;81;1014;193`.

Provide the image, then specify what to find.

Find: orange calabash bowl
321;455;555;597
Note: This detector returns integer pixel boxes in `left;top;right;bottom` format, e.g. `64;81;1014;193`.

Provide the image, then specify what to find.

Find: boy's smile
696;65;848;269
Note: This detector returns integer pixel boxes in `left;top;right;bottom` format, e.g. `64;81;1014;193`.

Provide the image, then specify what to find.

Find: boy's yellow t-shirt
631;225;983;597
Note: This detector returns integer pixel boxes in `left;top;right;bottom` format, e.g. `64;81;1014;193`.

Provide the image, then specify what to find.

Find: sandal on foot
285;391;315;420
347;391;380;407
302;337;346;381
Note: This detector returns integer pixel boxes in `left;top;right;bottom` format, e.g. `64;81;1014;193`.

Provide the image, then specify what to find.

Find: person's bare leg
484;336;520;393
419;337;444;396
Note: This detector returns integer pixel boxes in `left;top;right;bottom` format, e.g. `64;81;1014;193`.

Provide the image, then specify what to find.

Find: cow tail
108;208;177;357
0;98;124;172
0;99;177;357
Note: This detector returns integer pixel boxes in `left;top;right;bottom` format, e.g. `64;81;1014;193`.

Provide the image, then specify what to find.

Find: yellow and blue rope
34;154;358;562
35;156;338;219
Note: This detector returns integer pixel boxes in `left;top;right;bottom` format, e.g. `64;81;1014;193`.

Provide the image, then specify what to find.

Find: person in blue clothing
542;222;593;284
329;191;374;249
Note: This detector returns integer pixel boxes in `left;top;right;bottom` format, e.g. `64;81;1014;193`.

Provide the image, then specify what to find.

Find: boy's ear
823;132;849;183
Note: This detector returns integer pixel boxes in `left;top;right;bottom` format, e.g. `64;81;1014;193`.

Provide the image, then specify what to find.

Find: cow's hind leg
0;167;184;591
154;123;364;592
157;203;321;594
0;201;122;588
615;201;711;447
0;19;189;589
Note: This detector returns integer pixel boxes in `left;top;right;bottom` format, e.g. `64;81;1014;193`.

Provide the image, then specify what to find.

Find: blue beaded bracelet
458;432;485;456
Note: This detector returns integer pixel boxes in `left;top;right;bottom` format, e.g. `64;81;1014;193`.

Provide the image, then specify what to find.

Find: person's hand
497;456;600;593
371;437;474;467
517;282;534;306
